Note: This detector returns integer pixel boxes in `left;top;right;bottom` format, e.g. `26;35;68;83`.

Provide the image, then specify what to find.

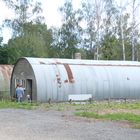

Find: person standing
16;84;24;102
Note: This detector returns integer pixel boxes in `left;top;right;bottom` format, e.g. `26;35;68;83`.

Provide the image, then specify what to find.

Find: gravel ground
0;109;140;140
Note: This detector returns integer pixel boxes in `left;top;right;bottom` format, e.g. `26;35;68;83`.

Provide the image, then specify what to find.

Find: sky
0;0;65;43
0;0;66;27
40;0;65;27
0;1;14;43
0;0;139;43
42;0;81;27
0;0;82;43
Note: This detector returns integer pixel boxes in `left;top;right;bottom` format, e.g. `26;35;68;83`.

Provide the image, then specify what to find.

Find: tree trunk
120;15;125;60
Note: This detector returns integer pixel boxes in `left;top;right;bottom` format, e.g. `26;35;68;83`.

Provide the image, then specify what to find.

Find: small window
15;79;26;88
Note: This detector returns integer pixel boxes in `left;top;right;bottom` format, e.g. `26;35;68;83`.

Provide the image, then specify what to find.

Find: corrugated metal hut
0;65;13;98
11;57;140;102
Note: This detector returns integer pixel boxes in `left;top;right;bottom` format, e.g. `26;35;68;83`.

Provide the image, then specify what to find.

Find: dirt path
0;109;140;140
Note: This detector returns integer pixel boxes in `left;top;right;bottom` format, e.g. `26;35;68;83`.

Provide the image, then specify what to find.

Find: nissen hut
11;57;140;102
0;65;13;98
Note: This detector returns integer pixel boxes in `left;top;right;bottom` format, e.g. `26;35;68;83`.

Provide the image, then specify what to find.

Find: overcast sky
0;0;139;43
0;0;66;43
0;0;83;43
40;0;65;27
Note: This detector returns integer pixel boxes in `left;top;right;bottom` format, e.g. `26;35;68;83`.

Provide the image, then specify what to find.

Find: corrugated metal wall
11;58;140;102
0;65;13;98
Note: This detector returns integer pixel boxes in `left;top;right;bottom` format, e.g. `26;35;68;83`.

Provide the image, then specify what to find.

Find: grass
74;101;140;129
106;102;140;109
75;112;140;123
75;101;140;110
42;101;140;129
0;100;140;129
38;101;140;112
0;100;39;110
75;111;140;129
38;102;79;111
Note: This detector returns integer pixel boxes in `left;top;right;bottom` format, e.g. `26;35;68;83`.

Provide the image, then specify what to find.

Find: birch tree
82;0;115;60
120;10;126;60
130;0;140;61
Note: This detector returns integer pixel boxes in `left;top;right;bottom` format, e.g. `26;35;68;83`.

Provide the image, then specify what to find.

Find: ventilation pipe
74;53;81;59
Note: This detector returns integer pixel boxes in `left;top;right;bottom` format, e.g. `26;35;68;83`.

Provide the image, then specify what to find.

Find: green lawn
74;101;140;129
0;100;39;110
75;112;140;123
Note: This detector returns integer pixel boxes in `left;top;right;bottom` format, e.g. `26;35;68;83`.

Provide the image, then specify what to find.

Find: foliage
1;0;140;61
37;101;140;129
7;23;52;62
52;0;83;58
1;0;52;64
0;46;8;64
101;33;121;60
37;101;140;111
3;0;44;37
74;101;140;129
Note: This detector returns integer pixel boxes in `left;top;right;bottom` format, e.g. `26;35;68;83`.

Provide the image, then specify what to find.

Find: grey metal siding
11;57;140;102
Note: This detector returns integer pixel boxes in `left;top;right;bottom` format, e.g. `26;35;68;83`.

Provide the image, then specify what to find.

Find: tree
116;1;128;60
130;0;140;60
81;1;96;59
116;12;134;60
3;0;44;37
2;0;52;63
101;33;121;60
114;0;140;61
99;0;122;60
81;0;117;60
7;23;52;62
0;46;8;64
54;0;82;58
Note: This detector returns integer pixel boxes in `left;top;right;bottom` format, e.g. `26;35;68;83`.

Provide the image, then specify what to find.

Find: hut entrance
26;79;32;100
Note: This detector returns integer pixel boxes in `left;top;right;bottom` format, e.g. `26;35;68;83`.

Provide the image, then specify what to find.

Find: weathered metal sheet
0;65;13;97
11;58;140;102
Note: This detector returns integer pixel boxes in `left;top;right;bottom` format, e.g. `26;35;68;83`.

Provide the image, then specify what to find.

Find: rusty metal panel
63;64;74;83
0;65;13;97
11;57;140;102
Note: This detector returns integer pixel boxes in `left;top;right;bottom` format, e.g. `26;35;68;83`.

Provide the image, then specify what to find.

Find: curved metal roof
24;57;140;66
12;57;140;102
